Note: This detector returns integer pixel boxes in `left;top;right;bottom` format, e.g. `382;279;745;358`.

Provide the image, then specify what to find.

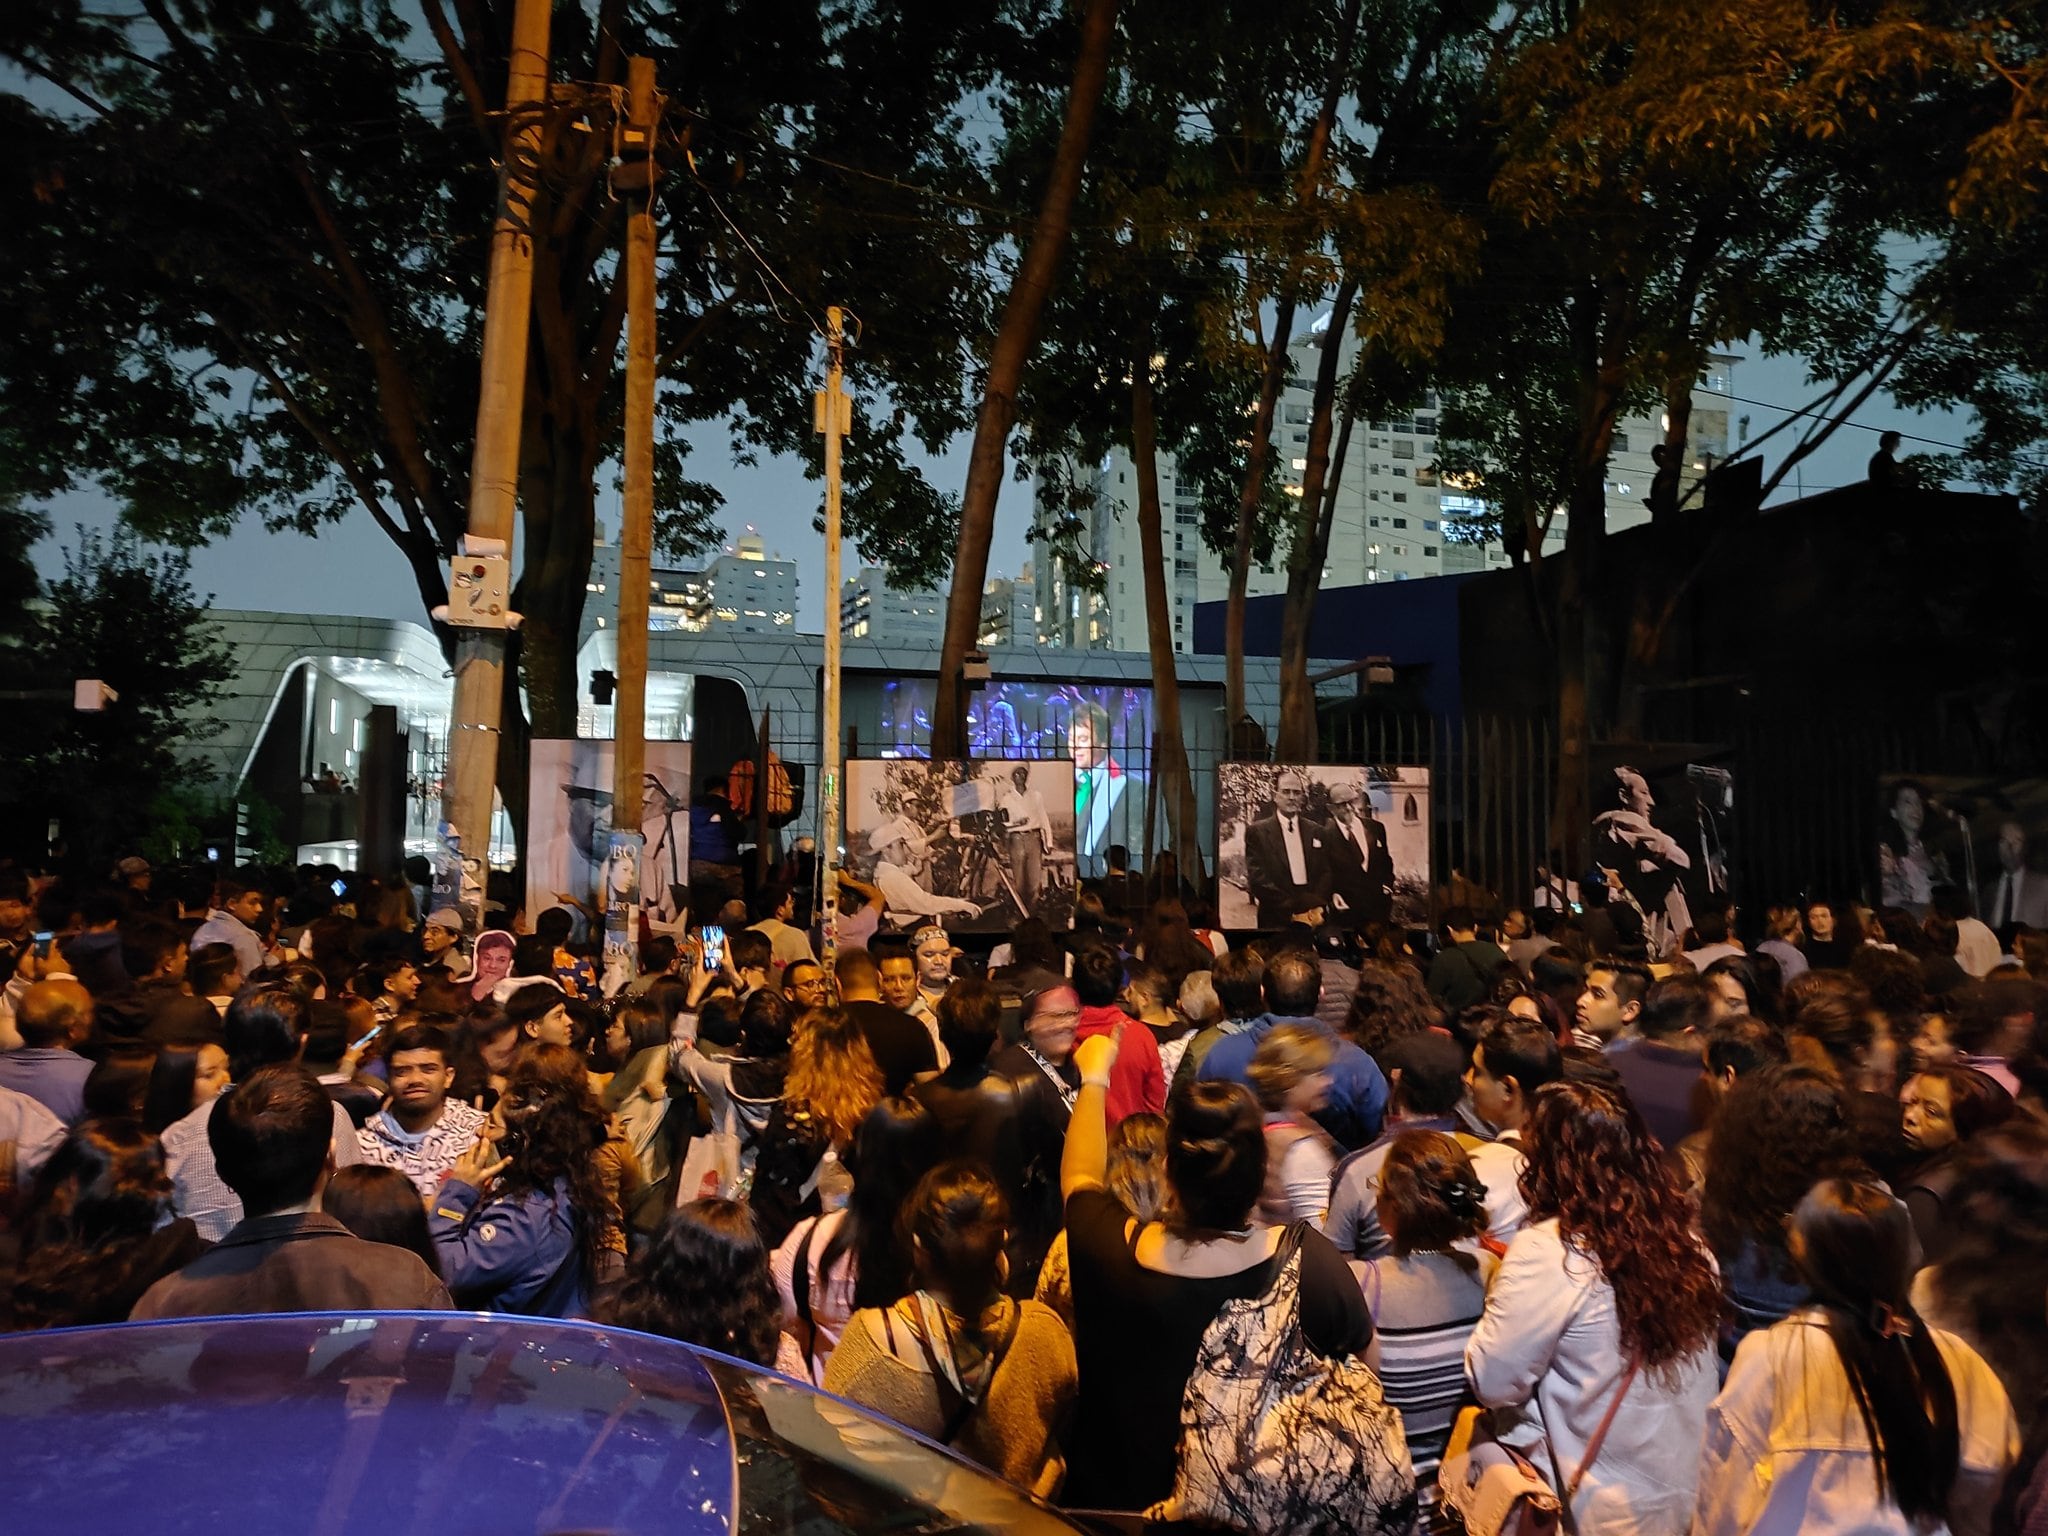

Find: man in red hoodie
1070;938;1164;1129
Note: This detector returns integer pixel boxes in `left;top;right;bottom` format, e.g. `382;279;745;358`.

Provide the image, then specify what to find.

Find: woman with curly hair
1465;1080;1722;1536
6;1120;204;1330
605;1198;781;1367
1697;1179;2018;1536
429;1041;612;1317
1701;1063;1867;1362
1343;958;1443;1061
747;1006;884;1249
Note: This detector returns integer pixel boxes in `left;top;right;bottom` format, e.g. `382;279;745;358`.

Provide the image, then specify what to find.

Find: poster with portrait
1876;774;2048;927
1588;746;1735;953
844;758;1077;932
1217;764;1431;930
526;740;692;930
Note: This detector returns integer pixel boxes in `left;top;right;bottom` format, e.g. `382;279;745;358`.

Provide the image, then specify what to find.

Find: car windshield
0;1313;1081;1536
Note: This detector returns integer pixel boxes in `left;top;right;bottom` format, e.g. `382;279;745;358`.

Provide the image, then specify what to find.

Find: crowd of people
3;852;2048;1536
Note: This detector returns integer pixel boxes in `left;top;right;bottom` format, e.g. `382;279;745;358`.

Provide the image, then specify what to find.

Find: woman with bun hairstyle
1360;1130;1496;1504
1695;1179;2018;1535
1058;1025;1373;1513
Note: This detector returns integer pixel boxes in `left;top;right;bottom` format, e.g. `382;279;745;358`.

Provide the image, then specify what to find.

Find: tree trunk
931;0;1118;759
1276;281;1357;762
1221;0;1365;743
1130;348;1205;878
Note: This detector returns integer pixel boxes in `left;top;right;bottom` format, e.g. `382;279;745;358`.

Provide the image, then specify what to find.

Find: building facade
587;528;797;636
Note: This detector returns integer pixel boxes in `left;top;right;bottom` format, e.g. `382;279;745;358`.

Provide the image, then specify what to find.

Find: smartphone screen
33;931;55;960
701;926;725;972
331;878;348;898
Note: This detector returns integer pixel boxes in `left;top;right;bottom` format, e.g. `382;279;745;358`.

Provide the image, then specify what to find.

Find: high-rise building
840;564;948;645
1033;331;1738;651
587;525;797;635
980;564;1037;648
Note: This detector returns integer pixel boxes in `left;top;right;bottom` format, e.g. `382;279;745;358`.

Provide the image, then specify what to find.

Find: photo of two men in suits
1220;765;1429;930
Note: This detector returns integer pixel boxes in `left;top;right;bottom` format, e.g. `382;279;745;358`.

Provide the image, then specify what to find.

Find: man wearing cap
416;908;468;982
1324;781;1394;924
870;817;981;923
1243;771;1331;930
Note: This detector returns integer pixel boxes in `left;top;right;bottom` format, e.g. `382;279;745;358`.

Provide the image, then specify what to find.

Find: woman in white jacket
1465;1081;1722;1536
1693;1179;2018;1536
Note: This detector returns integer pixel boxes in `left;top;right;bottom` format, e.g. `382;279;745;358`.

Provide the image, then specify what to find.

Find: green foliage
0;528;234;870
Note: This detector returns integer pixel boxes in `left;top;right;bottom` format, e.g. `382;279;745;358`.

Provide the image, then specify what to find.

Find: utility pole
439;0;551;925
816;307;850;985
602;54;661;990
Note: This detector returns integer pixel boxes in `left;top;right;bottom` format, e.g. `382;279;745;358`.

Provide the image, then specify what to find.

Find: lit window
328;699;340;734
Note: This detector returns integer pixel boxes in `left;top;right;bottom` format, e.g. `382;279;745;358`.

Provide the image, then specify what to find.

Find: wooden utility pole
612;58;659;837
817;306;850;984
440;0;551;905
604;55;660;986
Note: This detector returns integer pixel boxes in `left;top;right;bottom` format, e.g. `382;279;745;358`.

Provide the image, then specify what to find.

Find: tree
5;1;1026;834
0;529;234;870
931;0;1119;759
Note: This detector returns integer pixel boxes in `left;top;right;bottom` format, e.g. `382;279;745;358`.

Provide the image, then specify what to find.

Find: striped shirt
1358;1249;1493;1503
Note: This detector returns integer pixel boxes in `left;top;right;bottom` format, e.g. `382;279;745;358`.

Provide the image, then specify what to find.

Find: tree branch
419;0;493;146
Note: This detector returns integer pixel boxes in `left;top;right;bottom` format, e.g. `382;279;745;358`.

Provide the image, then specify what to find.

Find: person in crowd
913;978;1066;1294
748;1006;885;1249
1132;899;1215;997
354;956;420;1024
747;883;816;982
1703;954;1777;1025
505;982;574;1051
430;1042;609;1317
1360;1130;1497;1513
162;986;364;1242
1071;940;1165;1129
833;947;940;1094
355;1022;489;1201
0;1077;66;1198
719;927;774;1005
0;978;95;1124
82;1042;157;1121
1914;1121;2048;1439
873;934;937;1035
1034;1111;1165;1329
990;968;1084;1140
781;957;828;1012
1946;977;2044;1094
774;1095;938;1386
1466;1080;1722;1536
1458;1009;1558;1237
1671;1012;1790;1191
1696;1179;2020;1535
825;1162;1078;1499
1802;899;1860;971
1176;967;1222;1040
1121;960;1196;1084
1249;1022;1340;1224
1341;957;1444;1063
110;921;219;1044
1604;971;1716;1151
1171;947;1265;1093
134;1063;450;1319
1684;902;1746;973
189;877;274;978
1199;947;1388;1149
1503;906;1557;975
141;1039;231;1135
1701;1062;1868;1363
1786;970;1910;1181
1060;1031;1372;1512
1898;1063;2015;1263
7;1119;205;1330
596;998;683;1236
1427;906;1509;1010
1327;1030;1475;1258
417;908;467;983
910;924;959;1019
58;889;127;998
322;1163;442;1277
1755;903;1810;981
606;1199;782;1368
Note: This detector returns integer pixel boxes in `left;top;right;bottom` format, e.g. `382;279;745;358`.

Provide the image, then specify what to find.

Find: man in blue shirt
1199;947;1387;1150
190;879;272;978
0;979;96;1125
